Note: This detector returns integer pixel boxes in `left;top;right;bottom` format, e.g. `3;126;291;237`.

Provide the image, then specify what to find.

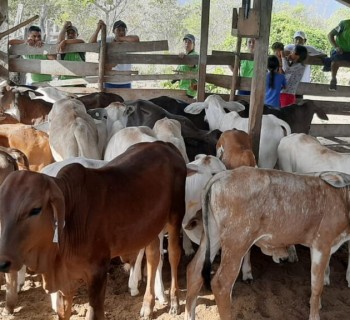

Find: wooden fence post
229;36;242;101
98;24;106;92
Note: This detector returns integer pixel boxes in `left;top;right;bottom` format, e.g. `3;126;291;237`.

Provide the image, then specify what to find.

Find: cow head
0;84;15;112
183;155;226;244
0;171;65;273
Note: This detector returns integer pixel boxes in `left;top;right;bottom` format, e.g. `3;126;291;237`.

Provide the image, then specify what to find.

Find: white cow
48;99;101;161
185;94;291;168
104;118;189;164
278;132;350;286
153;117;189;163
104;126;157;161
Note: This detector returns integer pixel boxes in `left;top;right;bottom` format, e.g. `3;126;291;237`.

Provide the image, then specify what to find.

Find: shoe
329;79;337;91
322;57;331;72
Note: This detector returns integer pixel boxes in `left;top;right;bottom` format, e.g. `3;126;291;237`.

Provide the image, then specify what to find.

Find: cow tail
274;117;291;136
201;180;213;291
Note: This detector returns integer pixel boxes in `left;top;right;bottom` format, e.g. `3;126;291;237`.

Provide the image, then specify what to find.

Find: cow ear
318;171;350;188
48;179;65;247
184;209;202;230
124;105;135;116
184;102;207;114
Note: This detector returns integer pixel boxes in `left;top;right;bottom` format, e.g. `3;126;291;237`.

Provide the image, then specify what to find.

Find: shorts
104;83;131;89
280;93;296;108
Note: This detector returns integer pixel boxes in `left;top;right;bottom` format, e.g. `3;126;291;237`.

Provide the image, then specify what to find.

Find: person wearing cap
89;19;139;88
9;25;56;85
324;20;350;91
284;31;326;84
174;34;198;98
56;21;86;85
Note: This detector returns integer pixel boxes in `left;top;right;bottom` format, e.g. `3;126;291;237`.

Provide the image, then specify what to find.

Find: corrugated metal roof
336;0;350;7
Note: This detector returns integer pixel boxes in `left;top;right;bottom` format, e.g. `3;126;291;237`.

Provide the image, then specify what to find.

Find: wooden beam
9;40;169;56
197;0;210;101
206;74;350;98
9;43;99;55
310;124;350;137
107;40;169;54
336;0;350;8
57;87;194;102
212;50;324;65
0;15;39;40
9;58;99;76
229;36;241;101
106;54;234;65
0;0;8;81
98;23;106;91
248;0;273;162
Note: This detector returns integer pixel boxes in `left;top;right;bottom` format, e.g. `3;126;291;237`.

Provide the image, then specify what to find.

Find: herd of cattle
0;82;348;320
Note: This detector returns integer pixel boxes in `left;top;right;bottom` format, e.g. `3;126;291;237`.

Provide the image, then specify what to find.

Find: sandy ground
0;244;350;320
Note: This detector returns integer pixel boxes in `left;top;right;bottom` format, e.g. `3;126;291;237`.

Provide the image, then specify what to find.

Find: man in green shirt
57;21;85;85
9;25;56;85
326;20;350;91
175;34;198;98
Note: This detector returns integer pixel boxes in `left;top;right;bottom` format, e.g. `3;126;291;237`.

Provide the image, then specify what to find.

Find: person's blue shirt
265;72;287;109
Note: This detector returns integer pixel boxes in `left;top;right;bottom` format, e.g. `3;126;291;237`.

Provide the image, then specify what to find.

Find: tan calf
216;128;256;169
185;167;350;320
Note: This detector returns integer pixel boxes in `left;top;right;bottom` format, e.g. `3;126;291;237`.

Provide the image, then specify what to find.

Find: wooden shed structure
1;0;350;161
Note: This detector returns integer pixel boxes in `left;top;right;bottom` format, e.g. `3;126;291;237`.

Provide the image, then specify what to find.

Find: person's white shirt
106;36;131;85
284;44;325;83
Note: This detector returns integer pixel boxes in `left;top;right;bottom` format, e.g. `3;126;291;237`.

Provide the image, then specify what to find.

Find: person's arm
117;35;140;43
89;20;105;43
58;39;85;53
328;29;338;48
57;21;71;43
305;45;327;57
328;24;343;54
9;39;25;45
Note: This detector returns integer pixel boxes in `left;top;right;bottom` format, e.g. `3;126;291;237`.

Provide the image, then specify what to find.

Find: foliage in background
7;0;350;86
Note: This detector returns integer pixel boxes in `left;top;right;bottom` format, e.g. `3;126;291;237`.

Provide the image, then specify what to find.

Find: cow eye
29;207;41;216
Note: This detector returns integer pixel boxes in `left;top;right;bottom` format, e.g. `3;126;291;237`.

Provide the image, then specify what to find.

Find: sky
177;0;345;18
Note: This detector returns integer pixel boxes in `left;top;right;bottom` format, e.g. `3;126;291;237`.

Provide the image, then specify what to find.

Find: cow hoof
140;305;153;320
156;294;168;305
169;303;180;316
130;288;140;297
2;307;13;316
243;278;253;285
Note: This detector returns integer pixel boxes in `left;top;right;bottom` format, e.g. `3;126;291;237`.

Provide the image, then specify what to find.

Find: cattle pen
1;0;350;156
1;1;350;320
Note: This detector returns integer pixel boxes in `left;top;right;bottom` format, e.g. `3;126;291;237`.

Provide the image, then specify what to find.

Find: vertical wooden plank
0;0;9;81
197;0;210;102
229;36;242;101
248;0;273;162
98;24;107;92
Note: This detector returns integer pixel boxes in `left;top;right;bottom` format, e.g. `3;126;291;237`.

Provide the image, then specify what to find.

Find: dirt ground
0;244;350;320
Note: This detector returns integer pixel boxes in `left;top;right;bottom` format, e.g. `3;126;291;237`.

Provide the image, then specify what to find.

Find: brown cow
216;129;256;169
185;167;350;320
0;148;28;315
0;124;54;172
0;141;186;320
0;85;52;125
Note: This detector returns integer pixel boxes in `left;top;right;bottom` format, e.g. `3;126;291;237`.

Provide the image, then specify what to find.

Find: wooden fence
8;39;350;138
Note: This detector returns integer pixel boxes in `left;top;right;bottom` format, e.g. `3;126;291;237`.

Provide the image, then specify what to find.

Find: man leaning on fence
173;34;199;99
9;25;56;85
56;21;86;86
89;19;140;89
